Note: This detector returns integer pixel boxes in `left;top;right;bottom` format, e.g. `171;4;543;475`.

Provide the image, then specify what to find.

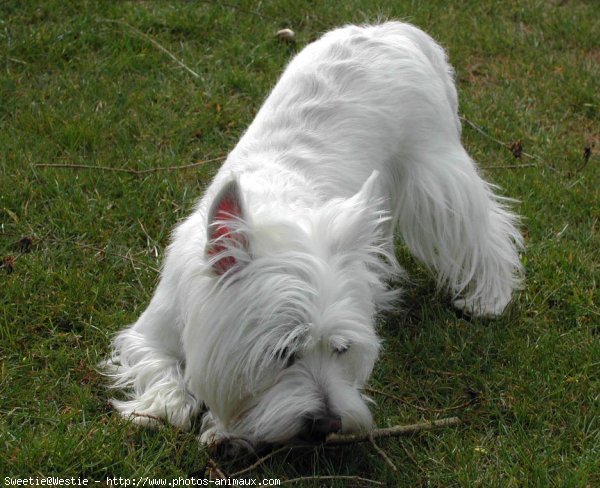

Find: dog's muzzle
300;414;342;442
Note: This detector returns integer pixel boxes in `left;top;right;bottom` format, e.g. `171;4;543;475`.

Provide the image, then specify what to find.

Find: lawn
1;0;598;486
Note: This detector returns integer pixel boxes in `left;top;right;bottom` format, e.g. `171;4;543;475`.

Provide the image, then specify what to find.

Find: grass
1;0;598;486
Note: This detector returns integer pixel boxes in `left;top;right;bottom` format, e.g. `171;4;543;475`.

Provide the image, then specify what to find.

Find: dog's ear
350;169;388;229
324;171;389;254
353;170;381;205
205;178;248;275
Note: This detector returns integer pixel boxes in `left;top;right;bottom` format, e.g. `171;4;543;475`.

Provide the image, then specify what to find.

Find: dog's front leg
102;289;199;430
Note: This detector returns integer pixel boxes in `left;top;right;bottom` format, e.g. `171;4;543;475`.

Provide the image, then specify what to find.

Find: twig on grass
197;0;329;30
231;417;461;477
365;386;429;412
2;231;162;276
33;156;226;176
367;386;473;413
96;17;202;80
197;0;277;23
52;237;161;274
423;367;467;377
125;249;146;289
325;416;462;445
282;475;384;486
460;116;556;171
206;457;228;480
479;163;537;169
231;446;291;477
461;116;515;151
368;433;397;471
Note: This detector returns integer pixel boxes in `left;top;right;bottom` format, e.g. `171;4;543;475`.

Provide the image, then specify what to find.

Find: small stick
325;417;461;445
231;446;291;477
282;475;384;486
97;17;202;79
480;163;537;169
51;238;161;274
125;249;146;290
206;457;227;480
461;116;513;150
460;116;556;172
367;386;474;414
423;367;466;377
34;156;226;175
231;418;461;476
197;0;277;22
365;386;429;412
368;433;397;471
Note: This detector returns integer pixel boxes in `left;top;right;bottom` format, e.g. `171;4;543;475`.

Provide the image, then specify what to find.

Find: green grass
1;0;598;486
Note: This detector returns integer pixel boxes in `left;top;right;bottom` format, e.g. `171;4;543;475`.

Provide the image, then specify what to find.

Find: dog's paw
199;411;221;444
199;413;255;457
119;409;165;428
201;433;256;458
213;438;255;459
453;296;508;318
111;387;198;431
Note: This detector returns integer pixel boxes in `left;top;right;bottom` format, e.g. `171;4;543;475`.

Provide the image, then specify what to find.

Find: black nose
302;415;342;442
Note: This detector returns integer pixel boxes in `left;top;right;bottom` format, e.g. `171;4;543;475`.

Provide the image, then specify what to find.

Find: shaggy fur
102;22;523;450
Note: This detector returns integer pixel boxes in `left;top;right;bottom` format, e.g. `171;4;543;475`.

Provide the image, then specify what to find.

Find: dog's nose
302;415;342;441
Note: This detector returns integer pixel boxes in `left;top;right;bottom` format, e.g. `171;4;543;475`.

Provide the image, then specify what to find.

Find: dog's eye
278;347;298;368
285;352;298;368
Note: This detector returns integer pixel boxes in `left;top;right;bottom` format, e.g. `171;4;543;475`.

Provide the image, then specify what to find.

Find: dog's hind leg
392;144;523;317
101;296;199;429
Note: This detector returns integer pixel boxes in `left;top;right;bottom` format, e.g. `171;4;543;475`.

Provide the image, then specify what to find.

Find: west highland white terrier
103;22;523;451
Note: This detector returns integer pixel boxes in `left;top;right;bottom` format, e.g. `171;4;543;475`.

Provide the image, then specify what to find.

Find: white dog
103;22;523;451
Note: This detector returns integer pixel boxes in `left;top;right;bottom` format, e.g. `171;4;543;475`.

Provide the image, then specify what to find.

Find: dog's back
229;22;461;199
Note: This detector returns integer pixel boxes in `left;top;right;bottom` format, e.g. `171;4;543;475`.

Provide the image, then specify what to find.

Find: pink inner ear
207;195;243;275
214;197;242;224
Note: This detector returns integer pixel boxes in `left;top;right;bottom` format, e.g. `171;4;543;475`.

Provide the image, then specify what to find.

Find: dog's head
183;172;400;449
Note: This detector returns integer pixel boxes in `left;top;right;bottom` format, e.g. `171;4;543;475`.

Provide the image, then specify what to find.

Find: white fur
102;22;523;449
